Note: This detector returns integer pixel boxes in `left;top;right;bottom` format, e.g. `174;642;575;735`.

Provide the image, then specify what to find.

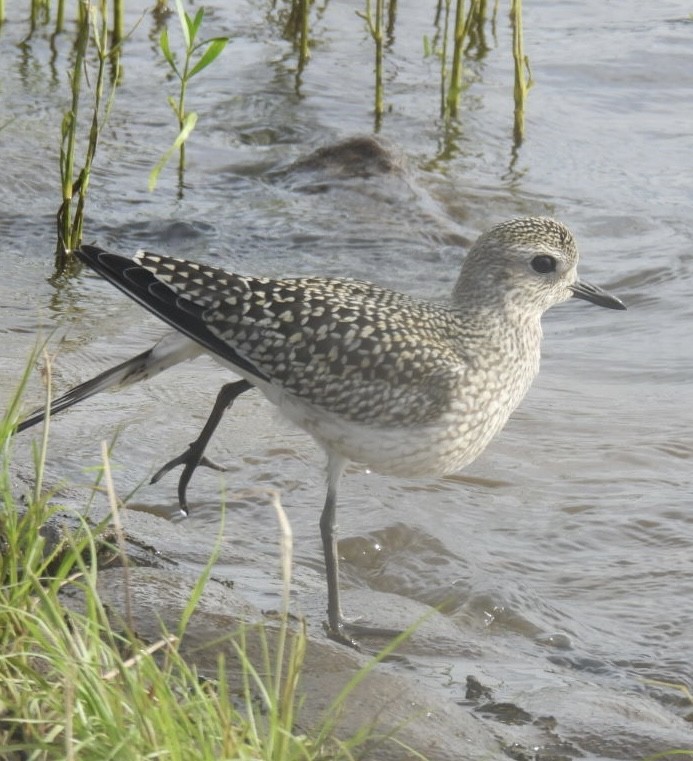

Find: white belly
222;342;538;478
273;388;519;477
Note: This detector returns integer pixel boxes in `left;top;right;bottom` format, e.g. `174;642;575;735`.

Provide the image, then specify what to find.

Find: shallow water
2;1;692;756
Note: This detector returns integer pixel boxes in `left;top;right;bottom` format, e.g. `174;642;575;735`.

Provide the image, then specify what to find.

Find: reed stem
55;0;65;33
510;0;531;145
56;0;118;271
447;0;465;115
285;0;311;73
298;0;310;72
112;0;124;44
360;0;385;130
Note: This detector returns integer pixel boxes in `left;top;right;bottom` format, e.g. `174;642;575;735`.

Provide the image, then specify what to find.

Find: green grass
0;358;418;761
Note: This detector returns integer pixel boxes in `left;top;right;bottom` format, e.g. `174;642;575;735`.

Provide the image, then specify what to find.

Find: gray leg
320;453;403;649
151;379;253;512
320;454;355;645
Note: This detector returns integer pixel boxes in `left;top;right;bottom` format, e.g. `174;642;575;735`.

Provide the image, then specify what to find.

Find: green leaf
184;13;195;45
148;112;198;192
159;28;179;77
188;37;228;78
189;7;205;41
174;0;190;48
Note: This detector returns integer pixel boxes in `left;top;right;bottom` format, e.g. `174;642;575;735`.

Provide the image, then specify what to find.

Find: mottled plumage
136;252;469;426
17;216;626;646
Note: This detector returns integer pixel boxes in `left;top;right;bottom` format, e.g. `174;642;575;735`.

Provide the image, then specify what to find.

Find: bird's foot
323;616;404;651
150;445;231;515
148;380;253;513
150;447;227;485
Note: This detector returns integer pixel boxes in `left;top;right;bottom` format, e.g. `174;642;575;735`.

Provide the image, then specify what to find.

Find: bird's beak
570;280;626;310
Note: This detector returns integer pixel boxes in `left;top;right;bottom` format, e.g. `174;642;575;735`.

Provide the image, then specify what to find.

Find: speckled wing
77;247;465;425
76;246;272;383
201;270;469;425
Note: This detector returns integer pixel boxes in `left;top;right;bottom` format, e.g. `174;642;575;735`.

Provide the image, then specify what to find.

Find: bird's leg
150;379;253;513
320;455;356;646
320;455;404;649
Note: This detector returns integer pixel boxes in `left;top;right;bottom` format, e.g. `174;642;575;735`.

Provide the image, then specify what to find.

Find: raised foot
150;448;228;485
147;379;254;512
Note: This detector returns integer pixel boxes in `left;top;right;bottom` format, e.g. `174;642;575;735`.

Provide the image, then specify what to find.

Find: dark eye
531;255;556;274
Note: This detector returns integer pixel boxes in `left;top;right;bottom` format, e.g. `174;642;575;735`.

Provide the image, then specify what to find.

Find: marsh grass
56;0;119;273
510;0;531;145
283;0;312;77
54;0;65;33
1;359;422;761
445;0;472;117
28;0;50;32
358;0;386;129
112;0;124;44
10;1;530;265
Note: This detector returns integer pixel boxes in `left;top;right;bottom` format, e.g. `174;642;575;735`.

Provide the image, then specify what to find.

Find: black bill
570;280;626;310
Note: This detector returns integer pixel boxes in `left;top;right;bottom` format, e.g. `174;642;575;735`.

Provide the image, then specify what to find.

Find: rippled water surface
2;1;692;756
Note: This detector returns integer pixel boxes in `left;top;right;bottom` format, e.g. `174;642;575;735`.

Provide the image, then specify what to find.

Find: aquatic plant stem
445;0;478;117
112;0;123;44
447;0;465;116
149;0;228;193
56;0;118;271
56;0;89;265
438;0;451;118
298;0;310;72
510;0;531;145
359;0;385;129
284;0;311;74
55;0;65;33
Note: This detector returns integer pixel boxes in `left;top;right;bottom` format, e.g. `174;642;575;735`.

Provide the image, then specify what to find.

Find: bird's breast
270;344;540;478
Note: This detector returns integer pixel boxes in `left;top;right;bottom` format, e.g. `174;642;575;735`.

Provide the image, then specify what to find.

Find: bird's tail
16;332;201;432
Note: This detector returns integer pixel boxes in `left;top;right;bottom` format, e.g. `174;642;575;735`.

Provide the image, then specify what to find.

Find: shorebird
17;217;626;645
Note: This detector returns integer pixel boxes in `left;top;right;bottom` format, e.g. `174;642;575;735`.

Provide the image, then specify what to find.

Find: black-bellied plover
17;217;626;645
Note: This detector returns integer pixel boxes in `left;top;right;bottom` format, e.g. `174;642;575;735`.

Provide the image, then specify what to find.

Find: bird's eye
531;255;556;274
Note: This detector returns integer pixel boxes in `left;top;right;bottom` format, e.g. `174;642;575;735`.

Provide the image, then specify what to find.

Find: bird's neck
451;301;544;371
453;299;543;337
